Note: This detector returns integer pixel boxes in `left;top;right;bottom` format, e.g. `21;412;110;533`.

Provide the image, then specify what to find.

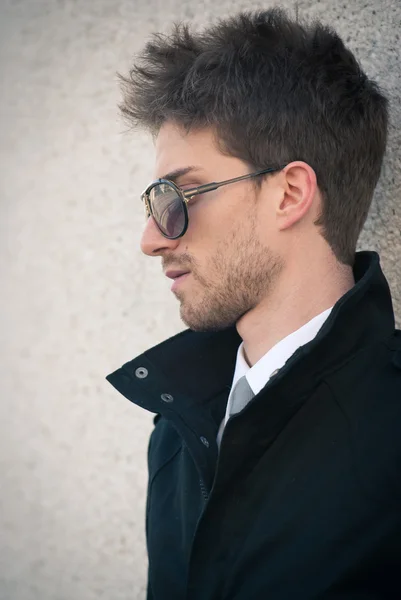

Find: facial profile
140;121;287;332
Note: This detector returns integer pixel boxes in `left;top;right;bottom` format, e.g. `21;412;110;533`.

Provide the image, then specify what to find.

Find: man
106;8;401;599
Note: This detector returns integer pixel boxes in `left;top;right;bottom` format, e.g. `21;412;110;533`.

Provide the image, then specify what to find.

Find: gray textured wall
1;0;400;599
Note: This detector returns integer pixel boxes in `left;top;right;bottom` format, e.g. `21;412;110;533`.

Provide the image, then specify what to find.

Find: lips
165;270;190;280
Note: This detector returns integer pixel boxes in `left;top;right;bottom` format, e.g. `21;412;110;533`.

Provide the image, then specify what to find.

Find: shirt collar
232;306;333;396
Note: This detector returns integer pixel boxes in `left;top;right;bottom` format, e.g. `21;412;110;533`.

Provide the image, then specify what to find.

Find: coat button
161;393;174;403
135;367;148;379
200;436;210;448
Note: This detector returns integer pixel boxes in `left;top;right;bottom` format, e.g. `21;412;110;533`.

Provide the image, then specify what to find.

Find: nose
140;215;180;256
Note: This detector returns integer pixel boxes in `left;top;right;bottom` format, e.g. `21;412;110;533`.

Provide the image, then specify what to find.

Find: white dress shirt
216;307;334;449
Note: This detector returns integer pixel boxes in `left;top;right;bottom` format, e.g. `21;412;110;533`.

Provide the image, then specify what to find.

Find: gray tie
217;376;255;449
230;375;255;415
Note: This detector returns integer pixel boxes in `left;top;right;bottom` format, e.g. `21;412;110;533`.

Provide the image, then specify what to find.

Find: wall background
1;0;400;598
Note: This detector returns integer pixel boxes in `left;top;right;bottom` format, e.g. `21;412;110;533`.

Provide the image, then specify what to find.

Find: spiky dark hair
118;8;388;265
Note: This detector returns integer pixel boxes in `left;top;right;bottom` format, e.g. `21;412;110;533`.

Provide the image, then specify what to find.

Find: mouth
169;272;191;292
165;270;190;280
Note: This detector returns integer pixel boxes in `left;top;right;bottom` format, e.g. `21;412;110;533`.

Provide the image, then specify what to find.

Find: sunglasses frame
140;165;287;240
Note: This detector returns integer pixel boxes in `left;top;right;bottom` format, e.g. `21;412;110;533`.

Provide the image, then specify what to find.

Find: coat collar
106;251;395;419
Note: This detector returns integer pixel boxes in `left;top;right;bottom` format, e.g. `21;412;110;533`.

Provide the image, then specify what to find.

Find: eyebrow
159;166;203;183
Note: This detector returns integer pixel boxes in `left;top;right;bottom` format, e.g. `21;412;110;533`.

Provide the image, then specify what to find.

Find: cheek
254;212;278;250
185;194;222;239
186;190;252;257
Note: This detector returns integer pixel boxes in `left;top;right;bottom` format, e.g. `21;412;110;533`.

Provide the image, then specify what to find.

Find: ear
276;161;318;231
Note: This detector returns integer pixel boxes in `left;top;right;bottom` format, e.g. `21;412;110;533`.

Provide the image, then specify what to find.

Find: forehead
153;122;222;179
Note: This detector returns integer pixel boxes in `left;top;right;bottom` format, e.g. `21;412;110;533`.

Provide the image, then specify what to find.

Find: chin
180;306;240;333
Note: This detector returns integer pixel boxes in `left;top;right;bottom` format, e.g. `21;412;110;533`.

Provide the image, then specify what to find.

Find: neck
237;252;355;367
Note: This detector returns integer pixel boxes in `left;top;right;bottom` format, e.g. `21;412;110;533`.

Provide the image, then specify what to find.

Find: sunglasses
140;165;286;239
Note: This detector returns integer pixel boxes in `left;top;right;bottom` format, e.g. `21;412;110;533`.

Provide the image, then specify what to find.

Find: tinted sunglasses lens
149;183;185;238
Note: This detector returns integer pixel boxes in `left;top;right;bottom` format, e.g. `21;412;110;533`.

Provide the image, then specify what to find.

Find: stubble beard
177;217;284;332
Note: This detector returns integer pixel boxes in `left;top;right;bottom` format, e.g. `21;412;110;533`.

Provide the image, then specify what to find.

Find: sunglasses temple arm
183;167;283;199
183;182;219;199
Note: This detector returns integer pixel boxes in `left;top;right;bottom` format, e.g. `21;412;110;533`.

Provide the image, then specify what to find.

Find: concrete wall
1;0;399;598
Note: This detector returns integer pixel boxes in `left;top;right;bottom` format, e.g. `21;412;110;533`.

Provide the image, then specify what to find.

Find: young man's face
140;121;286;332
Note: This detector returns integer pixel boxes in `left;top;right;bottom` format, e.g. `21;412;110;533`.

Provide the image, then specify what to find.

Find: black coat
106;251;401;599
